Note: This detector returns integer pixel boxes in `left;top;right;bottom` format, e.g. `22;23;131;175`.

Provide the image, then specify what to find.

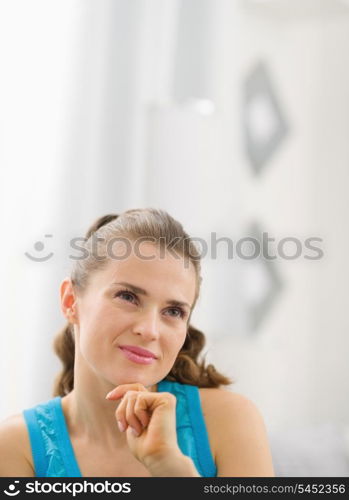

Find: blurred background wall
1;0;349;476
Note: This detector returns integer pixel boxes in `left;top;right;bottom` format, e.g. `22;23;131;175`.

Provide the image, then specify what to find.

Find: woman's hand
105;383;188;473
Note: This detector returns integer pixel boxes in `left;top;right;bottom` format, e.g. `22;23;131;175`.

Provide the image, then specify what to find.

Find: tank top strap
22;397;81;477
157;379;217;477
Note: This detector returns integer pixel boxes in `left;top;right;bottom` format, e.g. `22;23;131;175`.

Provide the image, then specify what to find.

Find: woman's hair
52;208;233;396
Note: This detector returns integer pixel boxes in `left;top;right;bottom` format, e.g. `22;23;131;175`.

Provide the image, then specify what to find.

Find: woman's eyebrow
110;281;192;309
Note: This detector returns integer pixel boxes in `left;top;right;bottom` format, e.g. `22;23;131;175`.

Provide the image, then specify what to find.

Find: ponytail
52;323;75;397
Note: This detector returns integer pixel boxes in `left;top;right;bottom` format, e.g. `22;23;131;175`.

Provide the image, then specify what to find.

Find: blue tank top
22;379;217;477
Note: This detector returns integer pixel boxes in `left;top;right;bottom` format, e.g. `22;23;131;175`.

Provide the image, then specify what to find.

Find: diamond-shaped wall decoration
242;222;283;332
243;61;289;175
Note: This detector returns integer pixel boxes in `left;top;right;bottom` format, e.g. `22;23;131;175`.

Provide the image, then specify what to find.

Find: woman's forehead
108;252;195;283
89;246;197;302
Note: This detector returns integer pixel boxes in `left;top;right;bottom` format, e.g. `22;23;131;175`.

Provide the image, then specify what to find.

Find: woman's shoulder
0;412;31;445
198;387;244;463
199;386;259;415
198;386;267;442
198;387;274;476
0;413;35;476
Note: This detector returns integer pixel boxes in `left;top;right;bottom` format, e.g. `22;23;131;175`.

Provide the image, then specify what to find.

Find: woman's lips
118;346;156;365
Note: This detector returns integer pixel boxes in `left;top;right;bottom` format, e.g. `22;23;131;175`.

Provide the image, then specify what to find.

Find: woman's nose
132;308;160;340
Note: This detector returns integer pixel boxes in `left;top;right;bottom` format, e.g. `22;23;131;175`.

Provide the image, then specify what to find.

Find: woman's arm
200;388;275;477
143;450;201;477
0;415;35;477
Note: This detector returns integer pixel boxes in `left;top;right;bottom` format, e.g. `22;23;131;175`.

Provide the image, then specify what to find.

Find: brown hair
52;208;233;396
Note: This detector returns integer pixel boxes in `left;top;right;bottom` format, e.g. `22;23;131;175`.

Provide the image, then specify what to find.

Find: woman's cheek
80;330;104;363
169;336;186;359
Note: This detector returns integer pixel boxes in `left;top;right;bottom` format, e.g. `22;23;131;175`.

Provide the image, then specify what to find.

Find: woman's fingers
106;382;146;400
115;390;146;435
107;383;149;433
134;393;151;429
114;393;128;433
110;384;159;437
125;393;144;436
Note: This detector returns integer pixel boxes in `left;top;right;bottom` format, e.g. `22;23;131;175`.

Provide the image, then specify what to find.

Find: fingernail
105;389;117;399
130;426;139;436
117;420;126;432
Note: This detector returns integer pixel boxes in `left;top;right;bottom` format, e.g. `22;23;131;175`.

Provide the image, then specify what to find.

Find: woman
0;208;274;477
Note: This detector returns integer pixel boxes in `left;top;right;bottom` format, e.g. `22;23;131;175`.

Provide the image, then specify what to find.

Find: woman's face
64;241;197;388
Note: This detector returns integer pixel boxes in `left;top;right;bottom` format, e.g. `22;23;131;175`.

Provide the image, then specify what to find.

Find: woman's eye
167;307;185;319
115;290;137;303
114;291;185;319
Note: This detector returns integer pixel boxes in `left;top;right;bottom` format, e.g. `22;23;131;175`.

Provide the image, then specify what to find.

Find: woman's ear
60;277;78;323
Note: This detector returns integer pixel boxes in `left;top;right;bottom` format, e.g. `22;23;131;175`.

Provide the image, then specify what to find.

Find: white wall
232;0;349;431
